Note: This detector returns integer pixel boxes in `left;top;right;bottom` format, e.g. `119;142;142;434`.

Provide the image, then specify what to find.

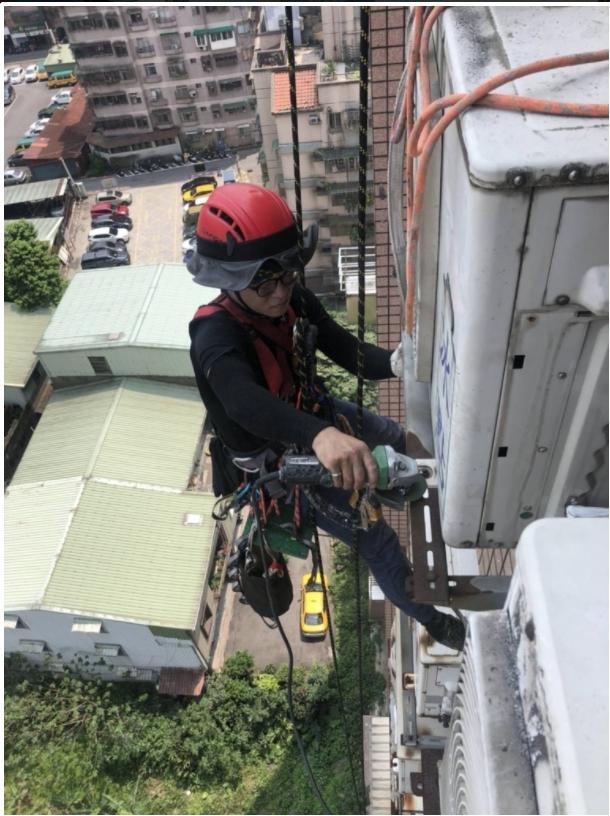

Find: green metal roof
193;25;234;35
24;217;63;246
37;264;218;353
44;44;75;69
12;379;205;489
4;303;54;388
5;479;219;629
4;178;67;206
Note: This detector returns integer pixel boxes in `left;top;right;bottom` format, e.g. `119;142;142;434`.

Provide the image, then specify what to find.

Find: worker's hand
390;341;403;378
312;427;378;491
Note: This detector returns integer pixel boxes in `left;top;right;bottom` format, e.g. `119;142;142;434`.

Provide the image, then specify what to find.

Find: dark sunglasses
249;268;298;297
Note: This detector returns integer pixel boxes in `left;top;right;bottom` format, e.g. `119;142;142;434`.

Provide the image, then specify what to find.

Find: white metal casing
439;517;608;815
423;6;609;546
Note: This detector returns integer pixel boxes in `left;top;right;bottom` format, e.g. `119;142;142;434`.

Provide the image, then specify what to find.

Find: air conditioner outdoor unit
439;518;608;815
189;89;197;98
150;12;160;22
308;114;321;125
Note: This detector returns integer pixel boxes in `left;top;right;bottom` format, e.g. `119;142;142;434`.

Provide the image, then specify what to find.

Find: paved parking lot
68;151;261;275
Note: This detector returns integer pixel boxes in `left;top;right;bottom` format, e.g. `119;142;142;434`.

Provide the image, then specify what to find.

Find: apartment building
60;6;260;166
252;6;373;293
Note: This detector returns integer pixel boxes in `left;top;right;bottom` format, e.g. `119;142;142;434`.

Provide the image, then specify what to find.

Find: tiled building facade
60;6;260;165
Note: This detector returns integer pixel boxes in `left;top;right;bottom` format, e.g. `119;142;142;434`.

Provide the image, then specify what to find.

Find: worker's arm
298;287;394;379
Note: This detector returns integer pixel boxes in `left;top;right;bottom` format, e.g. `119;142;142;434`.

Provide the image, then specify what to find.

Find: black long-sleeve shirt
189;285;393;454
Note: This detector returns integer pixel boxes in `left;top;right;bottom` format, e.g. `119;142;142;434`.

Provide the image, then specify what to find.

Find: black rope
353;6;370;806
285;5;304;285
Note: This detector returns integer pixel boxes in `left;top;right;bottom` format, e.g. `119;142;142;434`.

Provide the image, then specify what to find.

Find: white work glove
390;341;403;378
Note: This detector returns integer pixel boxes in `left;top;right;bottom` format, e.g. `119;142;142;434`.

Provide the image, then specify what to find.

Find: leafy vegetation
4;220;66;310
317;309;379;410
5;543;385;815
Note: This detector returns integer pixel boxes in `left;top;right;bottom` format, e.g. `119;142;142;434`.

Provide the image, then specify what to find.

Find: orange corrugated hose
399;5;609;336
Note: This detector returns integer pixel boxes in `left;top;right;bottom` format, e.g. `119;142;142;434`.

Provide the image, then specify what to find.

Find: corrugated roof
272;68;318;114
5;479;217;629
23;87;94;161
12;379;205;490
37;265;219;353
4;303;54;388
44;44;74;69
22;217;63;246
4;178;67;206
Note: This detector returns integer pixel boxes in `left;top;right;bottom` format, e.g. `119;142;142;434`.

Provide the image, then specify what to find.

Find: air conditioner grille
439;611;537;815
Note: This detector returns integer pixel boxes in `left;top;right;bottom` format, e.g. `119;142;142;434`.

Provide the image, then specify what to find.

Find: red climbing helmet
186;182;318;289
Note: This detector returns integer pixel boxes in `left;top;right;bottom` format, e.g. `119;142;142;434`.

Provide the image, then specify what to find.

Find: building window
129;91;142;104
67;13;105;31
135;38;155;56
72;618;105;634
94;643;125;657
160;32;181;53
127;8;145;26
214;52;238;69
218;78;242;92
88;356;113;375
236;21;252;35
210;29;234;44
194;33;208;51
210;103;222;120
206;80;218;96
178;107;198;123
72;41;114;59
105;13;120;29
152;7;176;25
113;41;129;58
135;116;149;129
91;92;128;108
151;109;173;126
175;85;197;101
167;58;188;79
200;55;213;72
328;111;342;131
81;67;136;86
19;640;49;654
143;63;158;77
154;137;177;146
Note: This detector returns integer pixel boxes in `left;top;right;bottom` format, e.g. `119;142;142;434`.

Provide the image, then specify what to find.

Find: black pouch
209;436;243;497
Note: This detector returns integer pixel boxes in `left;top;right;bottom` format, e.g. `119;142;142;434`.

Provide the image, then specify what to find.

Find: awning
4;179;67;206
316;146;359;160
193;25;234;35
158;667;205;697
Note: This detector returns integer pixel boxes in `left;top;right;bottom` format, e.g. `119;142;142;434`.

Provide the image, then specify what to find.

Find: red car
90;202;130;217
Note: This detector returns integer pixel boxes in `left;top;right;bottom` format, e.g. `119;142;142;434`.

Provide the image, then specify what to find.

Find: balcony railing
135;45;155;57
148;94;169;106
150;11;176;27
127;17;149;31
168;66;188;79
142;73;161;84
175;88;198;102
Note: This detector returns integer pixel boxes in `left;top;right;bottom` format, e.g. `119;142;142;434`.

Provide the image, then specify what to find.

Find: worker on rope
187;183;465;652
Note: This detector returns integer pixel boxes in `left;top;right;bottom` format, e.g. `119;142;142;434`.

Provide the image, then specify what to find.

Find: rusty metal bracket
407;488;511;609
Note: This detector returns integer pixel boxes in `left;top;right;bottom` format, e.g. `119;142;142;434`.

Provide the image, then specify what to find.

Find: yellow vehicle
182;182;216;204
36;64;48;81
182;196;211;225
48;70;77;89
300;572;329;641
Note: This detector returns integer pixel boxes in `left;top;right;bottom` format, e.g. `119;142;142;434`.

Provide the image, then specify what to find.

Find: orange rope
405;47;609;335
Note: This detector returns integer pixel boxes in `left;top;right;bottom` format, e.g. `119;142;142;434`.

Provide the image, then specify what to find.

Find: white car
89;225;130;244
26;118;50;136
4;168;32;186
9;66;25;85
3;68;9;84
182;237;196;254
95;189;132;206
24;64;38;83
51;89;73;105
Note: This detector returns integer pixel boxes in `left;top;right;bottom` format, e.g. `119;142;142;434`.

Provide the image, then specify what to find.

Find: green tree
4;220;66;310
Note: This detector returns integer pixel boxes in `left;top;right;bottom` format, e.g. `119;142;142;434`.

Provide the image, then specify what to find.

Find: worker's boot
424;611;466;651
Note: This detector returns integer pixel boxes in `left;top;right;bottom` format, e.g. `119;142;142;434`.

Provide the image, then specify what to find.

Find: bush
4;220;66;310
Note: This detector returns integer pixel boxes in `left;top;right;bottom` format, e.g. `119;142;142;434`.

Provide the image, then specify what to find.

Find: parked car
24;64;38;83
86;237;126;253
222;168;236;184
36;63;48;81
81;247;130;269
7;151;27;167
182;223;197;240
9;66;25;85
15;136;34;151
3;68;9;84
180;175;217;195
48;70;77;89
4;168;31;186
182;194;210;212
182;183;216;203
26;118;50;136
183;203;207;226
37;103;61;118
4;83;15;106
91;214;133;231
90;202;130;217
95;189;132;206
300;572;329;641
182;236;196;254
88;225;129;244
50;88;73;105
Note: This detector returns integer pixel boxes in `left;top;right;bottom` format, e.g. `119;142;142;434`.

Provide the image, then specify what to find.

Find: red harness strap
192;294;296;399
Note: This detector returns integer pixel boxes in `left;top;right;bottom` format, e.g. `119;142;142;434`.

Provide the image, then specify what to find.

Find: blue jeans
303;397;436;626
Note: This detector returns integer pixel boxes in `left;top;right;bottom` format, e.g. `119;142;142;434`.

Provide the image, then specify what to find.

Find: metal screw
512;174;525;187
537;446;548;453
557;372;567;380
555;294;570;306
568;169;580;182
